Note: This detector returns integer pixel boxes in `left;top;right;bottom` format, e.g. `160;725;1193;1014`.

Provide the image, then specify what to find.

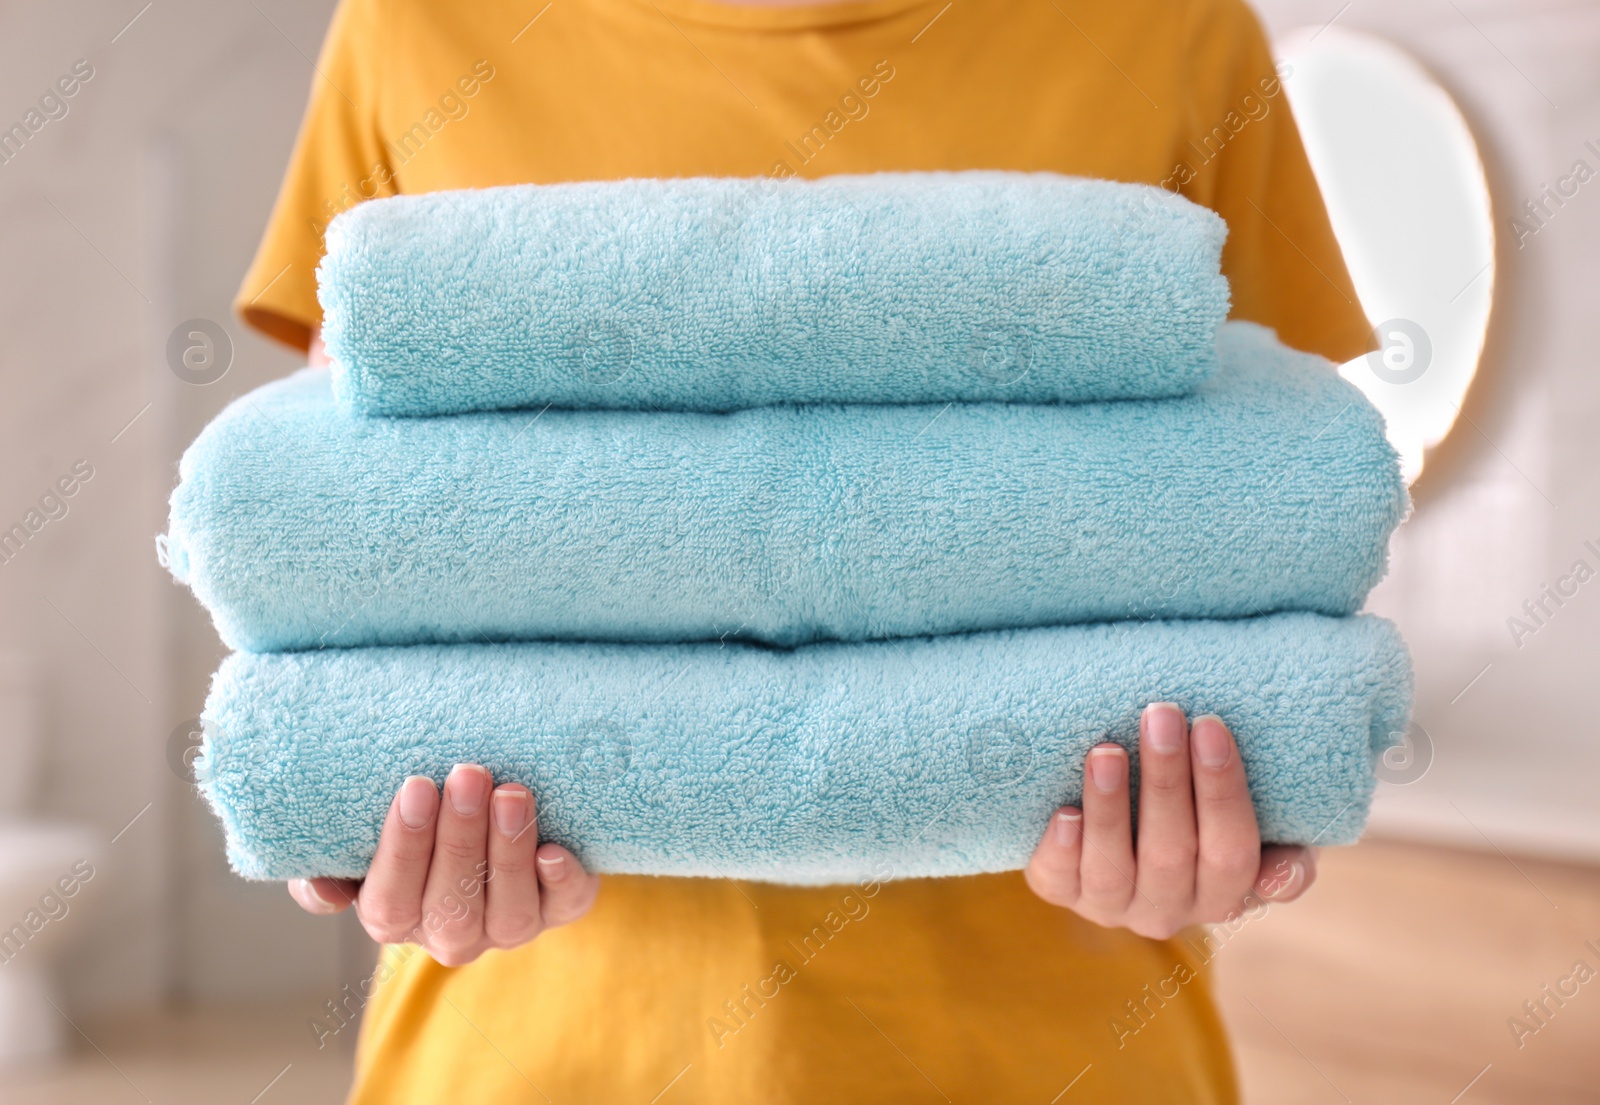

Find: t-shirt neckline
625;0;940;32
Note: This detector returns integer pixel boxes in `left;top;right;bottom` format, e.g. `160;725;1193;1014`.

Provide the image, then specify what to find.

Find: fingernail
1087;747;1126;793
1263;861;1303;899
294;878;332;909
537;853;567;881
493;787;529;836
1145;703;1185;754
1054;809;1082;846
446;764;490;816
1192;716;1233;769
397;776;437;829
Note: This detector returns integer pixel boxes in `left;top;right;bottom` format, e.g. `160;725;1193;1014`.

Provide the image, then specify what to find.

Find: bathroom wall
1252;0;1600;860
0;0;346;1012
0;0;1594;1015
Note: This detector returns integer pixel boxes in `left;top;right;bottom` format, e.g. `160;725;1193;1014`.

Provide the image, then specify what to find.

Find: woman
241;0;1367;1100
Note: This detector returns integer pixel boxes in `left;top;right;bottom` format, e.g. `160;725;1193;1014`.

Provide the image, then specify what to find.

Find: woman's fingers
419;764;493;964
1077;743;1137;916
1133;703;1197;933
1256;844;1318;904
1024;712;1316;934
535;843;601;928
1189;715;1263;919
1024;808;1084;908
289;877;359;915
483;785;542;949
354;775;440;943
296;767;584;963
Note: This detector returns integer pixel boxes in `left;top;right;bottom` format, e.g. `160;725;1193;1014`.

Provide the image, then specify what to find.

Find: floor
5;838;1598;1104
1;997;356;1105
1214;837;1600;1104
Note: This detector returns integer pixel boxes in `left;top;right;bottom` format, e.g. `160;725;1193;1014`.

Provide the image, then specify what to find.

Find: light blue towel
318;172;1231;414
197;613;1412;883
160;323;1407;653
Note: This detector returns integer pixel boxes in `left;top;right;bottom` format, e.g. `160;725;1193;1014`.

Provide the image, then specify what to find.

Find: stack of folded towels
161;172;1413;885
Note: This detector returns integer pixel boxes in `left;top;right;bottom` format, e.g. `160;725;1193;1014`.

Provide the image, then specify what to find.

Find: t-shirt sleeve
1176;0;1372;365
234;0;395;351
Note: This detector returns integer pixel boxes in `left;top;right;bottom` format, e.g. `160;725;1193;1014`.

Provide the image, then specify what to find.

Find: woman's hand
308;325;330;367
287;765;600;965
1025;705;1316;939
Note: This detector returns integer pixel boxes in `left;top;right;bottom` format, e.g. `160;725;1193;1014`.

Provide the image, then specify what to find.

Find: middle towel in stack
162;323;1407;653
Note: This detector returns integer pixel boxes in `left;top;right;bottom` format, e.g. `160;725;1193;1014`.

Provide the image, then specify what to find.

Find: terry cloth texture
197;613;1412;883
317;172;1231;415
160;322;1408;653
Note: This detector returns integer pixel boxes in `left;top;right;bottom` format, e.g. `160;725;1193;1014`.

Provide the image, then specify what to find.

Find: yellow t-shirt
239;2;1369;1102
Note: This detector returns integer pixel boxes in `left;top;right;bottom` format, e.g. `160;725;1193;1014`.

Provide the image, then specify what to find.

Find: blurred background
0;0;1595;1101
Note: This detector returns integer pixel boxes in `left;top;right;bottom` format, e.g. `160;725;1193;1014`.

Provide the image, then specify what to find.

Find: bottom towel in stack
198;612;1411;884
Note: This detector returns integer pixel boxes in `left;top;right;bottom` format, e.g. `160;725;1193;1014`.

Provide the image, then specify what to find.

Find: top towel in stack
318;172;1232;415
